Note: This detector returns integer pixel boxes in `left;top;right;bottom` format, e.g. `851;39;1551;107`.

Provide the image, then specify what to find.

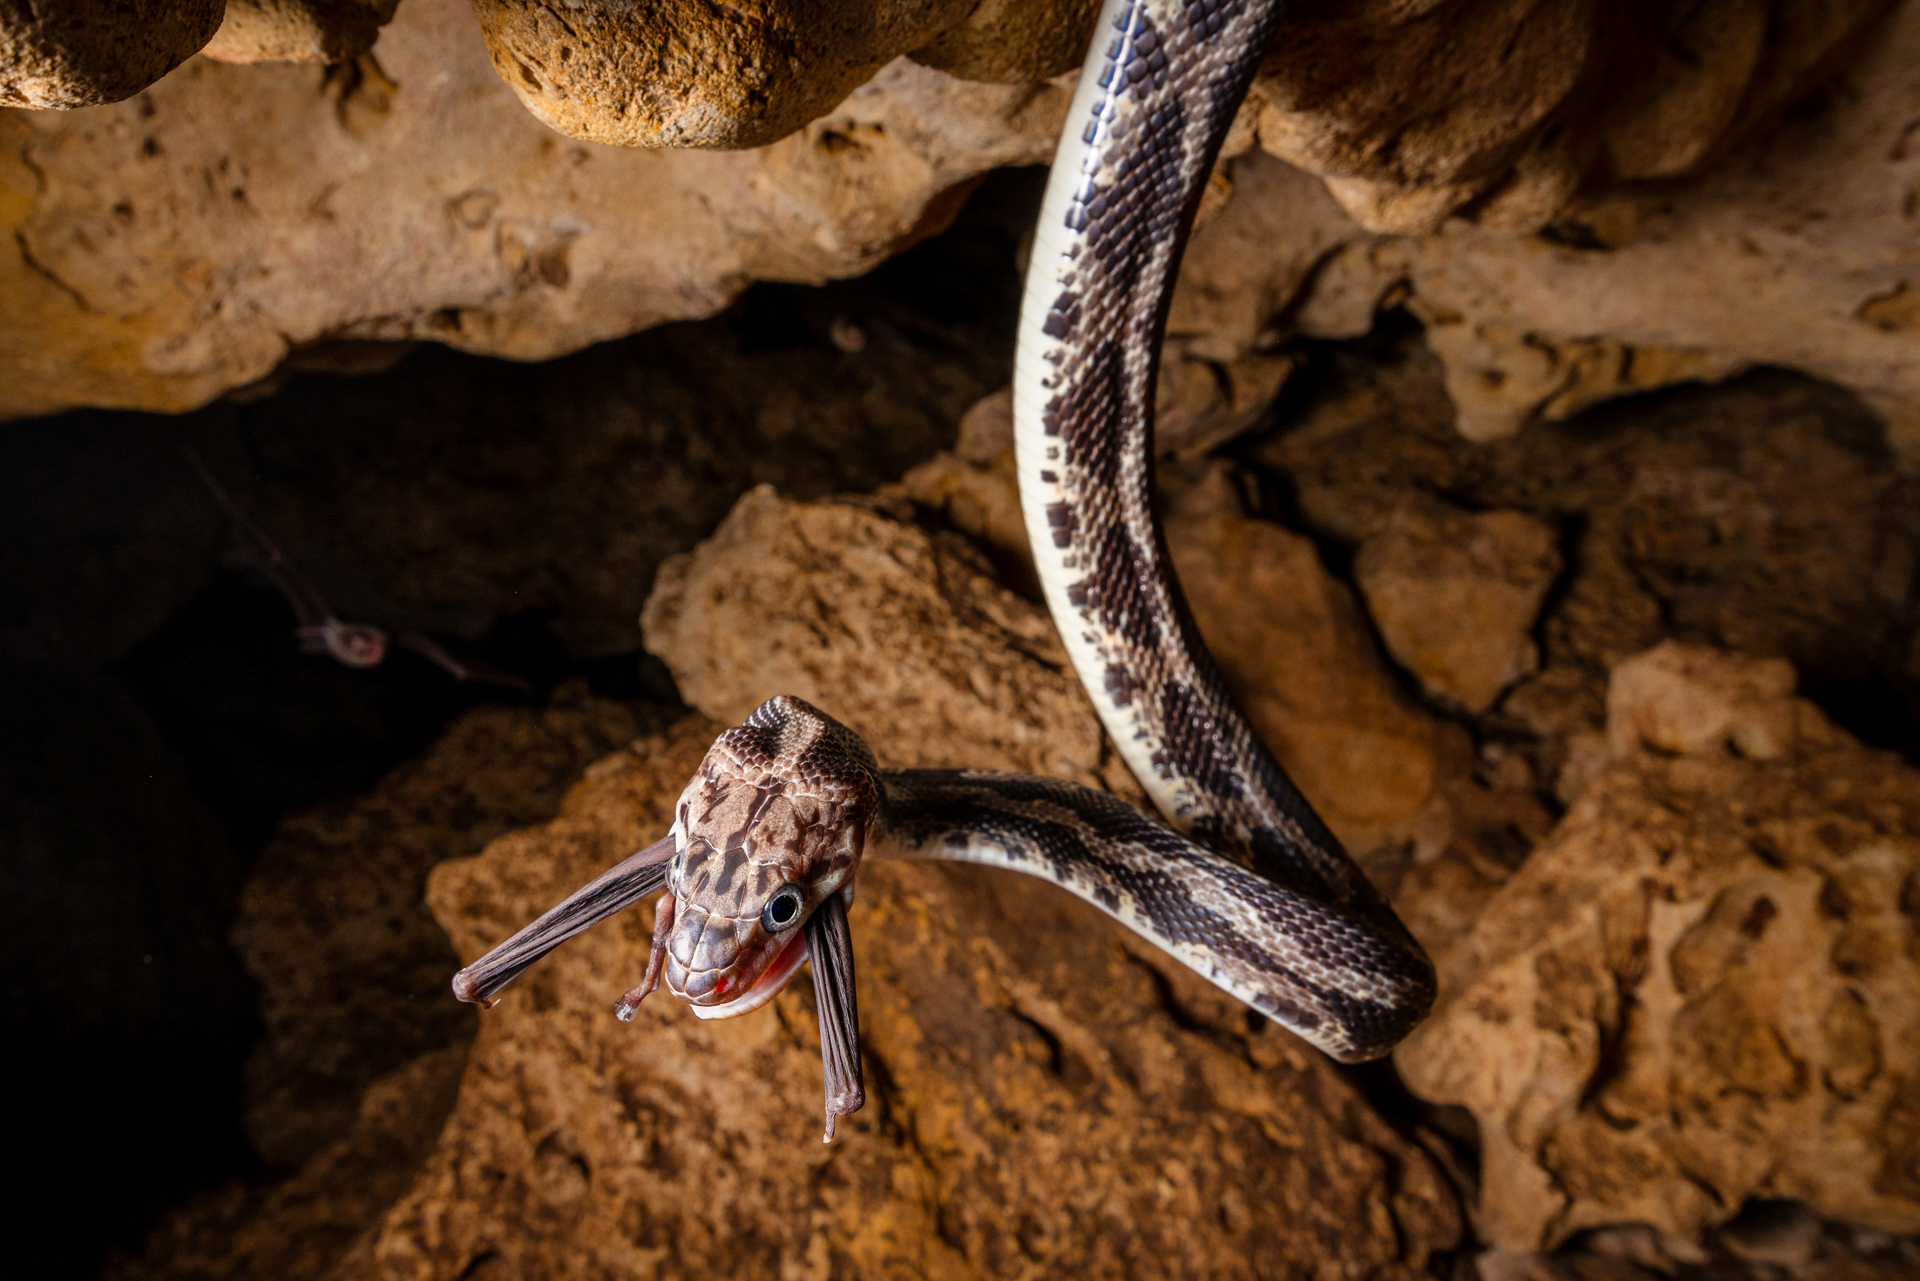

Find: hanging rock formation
202;0;401;65
4;0;1915;445
0;0;223;108
0;0;1072;419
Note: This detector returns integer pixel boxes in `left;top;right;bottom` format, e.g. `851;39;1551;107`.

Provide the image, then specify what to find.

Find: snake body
455;0;1434;1110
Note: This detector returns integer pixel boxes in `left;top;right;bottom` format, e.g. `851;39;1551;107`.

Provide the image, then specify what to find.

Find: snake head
661;696;881;1019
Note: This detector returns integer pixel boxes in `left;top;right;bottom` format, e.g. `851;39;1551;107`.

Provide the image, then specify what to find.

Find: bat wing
186;452;338;630
395;630;532;693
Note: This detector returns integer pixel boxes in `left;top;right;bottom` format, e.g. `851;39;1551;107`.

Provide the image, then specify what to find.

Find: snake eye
760;885;804;933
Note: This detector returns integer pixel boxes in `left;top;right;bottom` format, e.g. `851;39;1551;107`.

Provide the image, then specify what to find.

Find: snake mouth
686;928;810;1020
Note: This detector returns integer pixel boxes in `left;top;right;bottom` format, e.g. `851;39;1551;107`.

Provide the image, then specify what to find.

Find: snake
453;0;1435;1139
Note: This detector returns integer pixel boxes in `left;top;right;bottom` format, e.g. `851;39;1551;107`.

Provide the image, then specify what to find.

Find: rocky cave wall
5;2;1920;1280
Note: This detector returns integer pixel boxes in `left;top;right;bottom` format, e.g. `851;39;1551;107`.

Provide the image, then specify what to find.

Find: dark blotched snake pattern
454;0;1435;1132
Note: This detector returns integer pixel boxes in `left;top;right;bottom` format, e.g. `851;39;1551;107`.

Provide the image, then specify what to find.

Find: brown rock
1248;0;1889;235
908;0;1100;82
201;0;400;65
1605;640;1799;762
1165;472;1452;865
364;719;1463;1278
1257;333;1920;795
892;445;1037;597
7;0;1913;446
105;1046;471;1281
1166;149;1361;365
1355;498;1562;714
1383;0;1920;441
469;0;975;149
0;0;222;109
233;685;654;1167
0;0;1069;420
1397;641;1920;1250
1149;4;1920;444
642;485;1132;794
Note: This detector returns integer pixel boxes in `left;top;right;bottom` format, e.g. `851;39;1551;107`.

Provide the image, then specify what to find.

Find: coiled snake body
454;0;1435;1139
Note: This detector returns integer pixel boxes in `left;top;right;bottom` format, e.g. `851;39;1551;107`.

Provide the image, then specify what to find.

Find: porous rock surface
233;686;656;1169
459;0;1884;237
6;0;1917;448
0;0;1070;420
1204;0;1920;444
0;0;222;109
366;486;1465;1280
1397;641;1920;1251
470;0;978;149
1354;498;1562;715
643;486;1140;797
202;0;400;65
1255;333;1920;810
1242;0;1893;234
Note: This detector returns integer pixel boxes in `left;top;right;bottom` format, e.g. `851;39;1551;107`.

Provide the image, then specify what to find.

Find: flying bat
188;453;531;693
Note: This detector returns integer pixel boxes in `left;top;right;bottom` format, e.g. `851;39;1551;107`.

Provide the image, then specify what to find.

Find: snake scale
454;0;1435;1140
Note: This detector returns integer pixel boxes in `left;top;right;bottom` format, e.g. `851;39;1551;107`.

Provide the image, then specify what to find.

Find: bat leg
806;892;864;1142
615;891;676;1021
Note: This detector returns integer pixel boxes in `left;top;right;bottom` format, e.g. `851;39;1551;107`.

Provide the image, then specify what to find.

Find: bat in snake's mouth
449;0;1436;1149
451;699;878;1141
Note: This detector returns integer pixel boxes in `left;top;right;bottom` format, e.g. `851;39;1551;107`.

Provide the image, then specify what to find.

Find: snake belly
881;0;1435;1063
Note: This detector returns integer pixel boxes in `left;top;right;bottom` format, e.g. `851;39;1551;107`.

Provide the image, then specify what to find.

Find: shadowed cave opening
1;166;1043;1281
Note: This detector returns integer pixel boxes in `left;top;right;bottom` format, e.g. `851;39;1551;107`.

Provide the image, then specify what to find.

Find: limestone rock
1246;0;1889;235
0;0;1069;420
1166;148;1364;365
202;0;400;65
452;0;1880;233
1355;499;1562;714
1605;641;1800;762
234;685;653;1168
908;0;1101;83
1396;641;1920;1250
1190;0;1920;443
1147;2;1920;444
0;0;222;109
373;715;1462;1279
469;0;976;149
7;0;1914;446
1257;333;1920;797
642;485;1130;793
1386;0;1920;441
1164;473;1452;865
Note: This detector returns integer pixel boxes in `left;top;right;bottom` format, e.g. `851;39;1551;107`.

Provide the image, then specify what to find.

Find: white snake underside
454;0;1434;1130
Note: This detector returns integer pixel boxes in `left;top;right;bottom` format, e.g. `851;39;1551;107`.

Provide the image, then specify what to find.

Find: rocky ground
32;314;1918;1281
6;1;1920;1278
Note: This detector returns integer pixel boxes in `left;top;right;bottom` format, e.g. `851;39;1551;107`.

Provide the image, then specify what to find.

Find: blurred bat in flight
187;453;531;693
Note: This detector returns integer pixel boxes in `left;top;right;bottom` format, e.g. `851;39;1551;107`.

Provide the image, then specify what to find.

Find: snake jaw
683;928;811;1020
659;695;880;1018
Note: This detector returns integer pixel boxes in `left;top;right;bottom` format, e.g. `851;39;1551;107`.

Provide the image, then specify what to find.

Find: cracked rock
1397;640;1920;1250
1355;498;1562;715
